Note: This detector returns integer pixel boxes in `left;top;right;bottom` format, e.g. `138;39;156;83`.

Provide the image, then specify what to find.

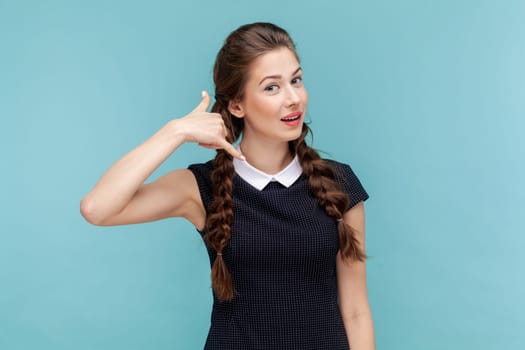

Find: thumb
191;90;211;113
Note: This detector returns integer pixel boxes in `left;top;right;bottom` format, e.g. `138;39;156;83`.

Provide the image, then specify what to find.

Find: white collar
233;153;302;191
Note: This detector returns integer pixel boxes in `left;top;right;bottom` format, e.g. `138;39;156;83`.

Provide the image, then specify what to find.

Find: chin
284;127;305;143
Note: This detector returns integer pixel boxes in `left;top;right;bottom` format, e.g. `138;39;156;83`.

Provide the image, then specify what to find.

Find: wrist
167;119;189;144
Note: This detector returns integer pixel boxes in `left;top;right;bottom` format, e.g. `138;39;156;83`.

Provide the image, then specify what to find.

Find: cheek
301;89;309;106
253;96;278;115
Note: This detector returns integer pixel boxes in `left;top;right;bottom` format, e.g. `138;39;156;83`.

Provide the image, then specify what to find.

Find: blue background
1;0;524;349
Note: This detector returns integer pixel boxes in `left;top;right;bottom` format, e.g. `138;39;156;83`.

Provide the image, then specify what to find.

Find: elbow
341;308;373;324
80;196;106;226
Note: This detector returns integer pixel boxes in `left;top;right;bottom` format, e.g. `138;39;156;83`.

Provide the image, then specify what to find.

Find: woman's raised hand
176;91;244;160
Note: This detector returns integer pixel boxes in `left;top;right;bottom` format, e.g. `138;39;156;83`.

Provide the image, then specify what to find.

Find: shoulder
187;160;214;183
322;158;349;170
322;158;354;180
188;160;214;174
322;158;370;207
187;160;215;209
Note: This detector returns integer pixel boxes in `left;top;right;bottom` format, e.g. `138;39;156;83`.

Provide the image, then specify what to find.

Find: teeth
281;115;300;121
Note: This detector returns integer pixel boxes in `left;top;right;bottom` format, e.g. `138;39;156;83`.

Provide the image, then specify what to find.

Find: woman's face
230;47;308;145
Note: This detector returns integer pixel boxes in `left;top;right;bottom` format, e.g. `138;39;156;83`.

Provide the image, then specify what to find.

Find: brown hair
205;22;365;301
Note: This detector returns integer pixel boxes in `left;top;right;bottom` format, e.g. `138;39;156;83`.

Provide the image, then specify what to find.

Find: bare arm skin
337;202;376;350
80;91;243;229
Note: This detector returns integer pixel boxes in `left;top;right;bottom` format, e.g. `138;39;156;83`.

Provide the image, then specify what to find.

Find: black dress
188;159;369;350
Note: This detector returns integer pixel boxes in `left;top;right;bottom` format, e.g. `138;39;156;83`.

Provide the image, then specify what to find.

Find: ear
228;99;245;119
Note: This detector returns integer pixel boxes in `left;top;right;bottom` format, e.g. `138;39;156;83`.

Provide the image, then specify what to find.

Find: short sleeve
326;159;370;210
187;161;214;215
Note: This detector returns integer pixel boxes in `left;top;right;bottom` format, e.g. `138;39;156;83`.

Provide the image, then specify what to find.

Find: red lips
280;112;302;121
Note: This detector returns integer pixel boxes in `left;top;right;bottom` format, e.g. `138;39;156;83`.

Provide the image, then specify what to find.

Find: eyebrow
258;67;302;86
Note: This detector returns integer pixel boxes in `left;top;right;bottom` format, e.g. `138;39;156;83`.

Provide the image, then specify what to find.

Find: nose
285;85;301;107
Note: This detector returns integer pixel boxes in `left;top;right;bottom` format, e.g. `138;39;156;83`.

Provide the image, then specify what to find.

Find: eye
264;84;279;92
291;76;303;85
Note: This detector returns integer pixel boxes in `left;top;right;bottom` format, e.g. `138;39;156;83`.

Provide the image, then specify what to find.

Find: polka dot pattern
188;159;369;350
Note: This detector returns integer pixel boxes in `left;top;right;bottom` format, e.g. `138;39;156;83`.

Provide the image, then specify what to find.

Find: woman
81;22;375;349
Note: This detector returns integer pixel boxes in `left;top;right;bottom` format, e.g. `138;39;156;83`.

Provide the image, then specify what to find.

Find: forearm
343;310;375;350
80;120;185;224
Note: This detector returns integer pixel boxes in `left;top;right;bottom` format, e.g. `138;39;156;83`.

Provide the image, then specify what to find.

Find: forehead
247;47;300;81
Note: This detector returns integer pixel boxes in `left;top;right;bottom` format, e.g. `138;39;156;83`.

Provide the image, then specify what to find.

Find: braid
204;102;241;301
293;125;366;262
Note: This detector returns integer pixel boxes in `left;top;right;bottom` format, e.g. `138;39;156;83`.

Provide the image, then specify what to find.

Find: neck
239;139;293;174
